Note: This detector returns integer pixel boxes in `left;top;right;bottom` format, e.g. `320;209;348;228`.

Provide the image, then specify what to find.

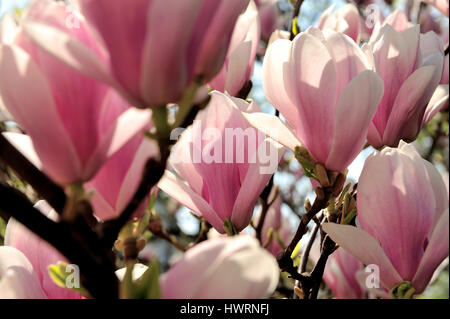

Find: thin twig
300;213;324;273
277;187;331;272
307;234;337;299
290;0;304;40
255;176;275;241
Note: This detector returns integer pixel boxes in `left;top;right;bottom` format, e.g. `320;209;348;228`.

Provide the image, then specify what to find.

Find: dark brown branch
306;234;337;299
290;0;304;40
300;213;324;273
192;218;211;246
277;187;331;272
0;133;67;213
0;184;118;298
149;214;187;252
277;172;345;292
236;80;253;100
255;176;275;241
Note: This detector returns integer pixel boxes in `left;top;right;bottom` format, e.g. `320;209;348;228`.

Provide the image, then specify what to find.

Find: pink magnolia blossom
323;248;365;299
324;142;449;295
1;201;82;299
0;4;150;186
85;125;159;221
22;0;249;108
209;1;260;96
245;27;384;173
363;9;412;42
317;4;361;43
255;0;279;40
0;247;49;299
259;195;294;257
379;10;412;33
366;25;447;148
161;236;279;298
158;91;284;233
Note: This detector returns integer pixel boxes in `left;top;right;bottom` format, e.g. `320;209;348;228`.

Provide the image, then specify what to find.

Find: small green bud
294;146;317;179
391;281;416;299
315;163;330;187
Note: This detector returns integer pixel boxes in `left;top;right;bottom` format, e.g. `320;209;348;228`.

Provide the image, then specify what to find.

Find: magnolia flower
259;194;294;257
22;0;249;108
374;10;412;35
255;0;279;40
81;96;158;221
322;248;365;299
317;4;361;43
209;1;260;96
158;91;284;233
366;25;447;148
161;236;279;298
0;4;150;186
1;201;82;299
245;27;384;173
324;142;449;295
85;134;158;221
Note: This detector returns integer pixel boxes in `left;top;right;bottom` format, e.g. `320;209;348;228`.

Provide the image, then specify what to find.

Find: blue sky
0;0;30;17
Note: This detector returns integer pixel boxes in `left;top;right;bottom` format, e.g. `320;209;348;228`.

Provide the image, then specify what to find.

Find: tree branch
255;176;275;241
290;0;304;40
0;133;67;213
0;183;118;298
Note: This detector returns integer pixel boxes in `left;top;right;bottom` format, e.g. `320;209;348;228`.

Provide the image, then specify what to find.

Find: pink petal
243;112;302;152
5;201;82;299
262;38;301;134
78;0;151;102
325;31;371;97
161;236;279;299
371;25;421;136
0;246;47;299
84;107;151;181
0;13;19;44
382;65;436;146
291;31;337;165
140;0;204;106
412;210;449;293
357;148;435;280
382;10;412;32
115;138;159;215
232;138;284;231
223;41;252;95
169;127;205;195
423;85;449;124
158;171;224;232
326;70;384;172
322;223;403;290
0;44;81;185
193;0;251;81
